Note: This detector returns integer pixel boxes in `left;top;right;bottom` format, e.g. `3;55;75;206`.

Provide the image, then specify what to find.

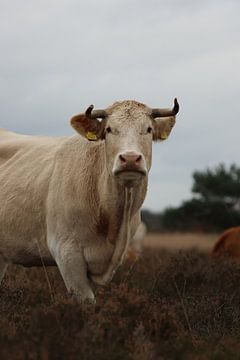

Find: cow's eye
147;127;152;133
106;127;112;134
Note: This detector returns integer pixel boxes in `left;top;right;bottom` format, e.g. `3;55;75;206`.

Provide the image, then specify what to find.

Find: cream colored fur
0;100;177;302
129;222;147;255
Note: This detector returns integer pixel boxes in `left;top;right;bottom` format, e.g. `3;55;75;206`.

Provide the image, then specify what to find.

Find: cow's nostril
119;152;142;165
136;155;142;163
119;154;127;163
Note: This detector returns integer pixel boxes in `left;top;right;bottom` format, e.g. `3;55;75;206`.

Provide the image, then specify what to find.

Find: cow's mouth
114;169;147;181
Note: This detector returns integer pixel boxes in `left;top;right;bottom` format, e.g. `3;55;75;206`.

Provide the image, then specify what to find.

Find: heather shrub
1;249;240;359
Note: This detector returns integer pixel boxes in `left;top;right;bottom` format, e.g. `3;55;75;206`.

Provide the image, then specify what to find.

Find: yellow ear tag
161;131;168;140
86;132;97;141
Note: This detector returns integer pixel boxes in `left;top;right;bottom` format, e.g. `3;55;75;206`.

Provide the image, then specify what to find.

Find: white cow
0;99;179;302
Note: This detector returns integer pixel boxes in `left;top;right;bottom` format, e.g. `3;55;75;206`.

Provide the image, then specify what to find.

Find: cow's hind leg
0;257;8;284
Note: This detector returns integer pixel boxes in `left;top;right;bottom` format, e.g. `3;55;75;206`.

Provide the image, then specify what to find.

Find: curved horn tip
86;104;94;116
173;98;179;114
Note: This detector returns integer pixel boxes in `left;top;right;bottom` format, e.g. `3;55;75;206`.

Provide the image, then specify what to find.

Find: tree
143;163;240;232
161;199;240;232
192;163;240;208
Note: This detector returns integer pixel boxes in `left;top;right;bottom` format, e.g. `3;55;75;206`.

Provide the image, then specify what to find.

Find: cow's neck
91;170;147;286
75;140;148;285
97;167;147;243
72;140;147;235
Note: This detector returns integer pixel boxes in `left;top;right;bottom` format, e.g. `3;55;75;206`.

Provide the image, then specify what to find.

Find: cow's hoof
71;291;96;304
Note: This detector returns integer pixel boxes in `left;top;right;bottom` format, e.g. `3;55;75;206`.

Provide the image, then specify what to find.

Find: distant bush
142;164;240;232
161;199;240;232
141;209;163;232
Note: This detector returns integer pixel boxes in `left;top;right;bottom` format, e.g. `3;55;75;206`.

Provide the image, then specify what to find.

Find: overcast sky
1;0;239;211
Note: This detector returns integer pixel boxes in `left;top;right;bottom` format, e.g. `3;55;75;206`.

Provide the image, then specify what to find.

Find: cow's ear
152;116;176;141
70;113;105;141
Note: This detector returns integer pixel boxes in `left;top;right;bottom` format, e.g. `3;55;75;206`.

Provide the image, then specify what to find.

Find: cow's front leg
53;242;95;303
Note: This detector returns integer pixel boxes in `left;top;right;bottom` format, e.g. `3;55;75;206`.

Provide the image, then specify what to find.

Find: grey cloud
0;0;239;210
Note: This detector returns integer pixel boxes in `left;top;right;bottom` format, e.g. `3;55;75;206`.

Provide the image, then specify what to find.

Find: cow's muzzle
113;151;147;181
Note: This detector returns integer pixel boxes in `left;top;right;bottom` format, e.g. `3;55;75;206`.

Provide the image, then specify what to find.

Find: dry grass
1;234;240;360
144;232;219;252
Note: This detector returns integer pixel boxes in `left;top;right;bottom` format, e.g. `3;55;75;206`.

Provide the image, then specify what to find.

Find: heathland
1;233;240;360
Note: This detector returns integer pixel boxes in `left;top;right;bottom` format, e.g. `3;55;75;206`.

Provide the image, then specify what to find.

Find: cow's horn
151;98;179;118
85;105;107;119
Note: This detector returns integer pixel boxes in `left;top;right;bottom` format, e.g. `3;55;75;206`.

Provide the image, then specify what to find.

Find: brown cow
212;227;240;260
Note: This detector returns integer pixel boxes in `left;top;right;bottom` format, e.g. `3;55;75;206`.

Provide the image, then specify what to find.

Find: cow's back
0;128;26;166
212;227;240;259
0;128;63;164
0;129;67;259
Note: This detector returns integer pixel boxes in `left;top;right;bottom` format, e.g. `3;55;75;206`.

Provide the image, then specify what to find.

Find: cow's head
71;99;179;186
